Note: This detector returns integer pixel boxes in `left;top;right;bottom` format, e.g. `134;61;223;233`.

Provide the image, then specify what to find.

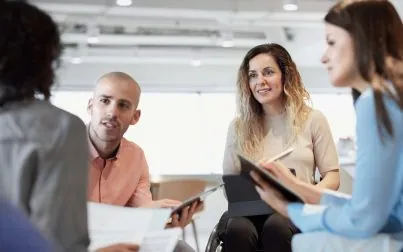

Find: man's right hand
95;243;140;252
142;199;181;209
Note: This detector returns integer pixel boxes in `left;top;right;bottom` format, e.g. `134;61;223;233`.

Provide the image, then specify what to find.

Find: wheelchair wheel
205;224;223;252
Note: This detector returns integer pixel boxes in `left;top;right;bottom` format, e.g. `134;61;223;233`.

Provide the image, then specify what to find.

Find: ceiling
30;0;403;93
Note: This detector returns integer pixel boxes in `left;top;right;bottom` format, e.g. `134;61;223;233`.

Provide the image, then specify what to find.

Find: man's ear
87;98;93;115
130;109;141;125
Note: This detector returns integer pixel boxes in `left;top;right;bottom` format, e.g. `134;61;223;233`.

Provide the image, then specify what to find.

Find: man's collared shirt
88;137;152;207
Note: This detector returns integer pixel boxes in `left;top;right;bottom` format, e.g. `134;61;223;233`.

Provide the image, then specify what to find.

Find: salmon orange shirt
88;137;152;207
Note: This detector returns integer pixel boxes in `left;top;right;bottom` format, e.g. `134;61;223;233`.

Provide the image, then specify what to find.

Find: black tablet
223;174;274;217
237;154;304;203
170;183;224;216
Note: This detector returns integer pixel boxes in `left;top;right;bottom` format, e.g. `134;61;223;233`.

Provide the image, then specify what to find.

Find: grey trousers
174;240;195;252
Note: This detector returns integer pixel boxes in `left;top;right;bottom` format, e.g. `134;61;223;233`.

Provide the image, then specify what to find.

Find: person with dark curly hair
0;1;139;251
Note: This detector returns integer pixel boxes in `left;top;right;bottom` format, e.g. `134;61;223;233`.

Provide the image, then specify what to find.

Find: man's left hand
165;201;203;229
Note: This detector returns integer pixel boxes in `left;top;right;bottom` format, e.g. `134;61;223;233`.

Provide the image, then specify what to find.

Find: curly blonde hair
235;43;312;160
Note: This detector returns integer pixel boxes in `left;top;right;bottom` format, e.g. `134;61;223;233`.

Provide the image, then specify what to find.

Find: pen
261;147;294;163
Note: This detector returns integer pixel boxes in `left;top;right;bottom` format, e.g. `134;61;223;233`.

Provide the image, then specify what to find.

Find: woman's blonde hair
235;43;311;159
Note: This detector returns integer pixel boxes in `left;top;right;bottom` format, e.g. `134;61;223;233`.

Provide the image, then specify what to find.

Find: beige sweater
222;109;339;184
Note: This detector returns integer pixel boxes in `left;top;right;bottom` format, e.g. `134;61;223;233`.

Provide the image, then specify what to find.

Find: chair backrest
151;179;208;202
151;179;208;213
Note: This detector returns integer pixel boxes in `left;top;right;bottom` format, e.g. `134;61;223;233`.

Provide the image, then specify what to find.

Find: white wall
51;91;356;175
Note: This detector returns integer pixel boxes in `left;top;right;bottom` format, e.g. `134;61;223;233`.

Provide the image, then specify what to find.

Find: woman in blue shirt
250;0;403;249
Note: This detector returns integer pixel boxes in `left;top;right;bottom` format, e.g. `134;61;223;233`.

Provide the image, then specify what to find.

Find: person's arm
127;150;153;207
292;180;350;206
288;93;401;237
316;170;339;189
310;110;340;190
29;115;90;252
257;161;348;206
292;179;350;206
222;119;238;174
128;152;200;229
0;199;52;252
319;190;352;206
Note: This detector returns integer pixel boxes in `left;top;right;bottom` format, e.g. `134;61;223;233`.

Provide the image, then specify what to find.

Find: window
310;94;356;141
51;91;355;175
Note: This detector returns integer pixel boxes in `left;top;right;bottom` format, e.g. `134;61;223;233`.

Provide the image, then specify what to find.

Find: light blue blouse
288;88;403;238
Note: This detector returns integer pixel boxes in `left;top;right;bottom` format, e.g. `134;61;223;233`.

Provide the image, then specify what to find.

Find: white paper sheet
140;228;181;252
87;202;177;251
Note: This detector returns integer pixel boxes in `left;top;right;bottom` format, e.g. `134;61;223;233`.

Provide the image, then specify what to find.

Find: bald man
87;72;199;252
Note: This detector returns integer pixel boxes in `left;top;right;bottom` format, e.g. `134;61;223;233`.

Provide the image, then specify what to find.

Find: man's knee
174;240;194;252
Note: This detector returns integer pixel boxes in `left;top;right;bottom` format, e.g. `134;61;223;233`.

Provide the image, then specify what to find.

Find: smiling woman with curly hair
221;43;340;252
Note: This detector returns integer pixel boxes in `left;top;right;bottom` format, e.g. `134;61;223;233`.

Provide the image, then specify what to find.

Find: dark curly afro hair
0;0;62;106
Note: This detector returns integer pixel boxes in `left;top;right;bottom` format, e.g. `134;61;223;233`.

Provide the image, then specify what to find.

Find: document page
87;202;175;251
139;228;181;252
